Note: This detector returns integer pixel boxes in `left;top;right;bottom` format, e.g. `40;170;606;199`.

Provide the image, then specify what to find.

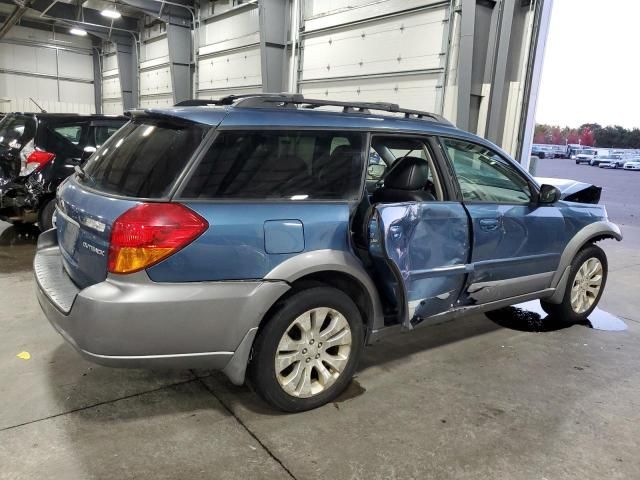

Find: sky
536;0;640;129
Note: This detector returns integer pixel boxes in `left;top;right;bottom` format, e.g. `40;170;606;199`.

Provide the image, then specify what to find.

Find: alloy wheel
275;307;352;398
570;257;603;314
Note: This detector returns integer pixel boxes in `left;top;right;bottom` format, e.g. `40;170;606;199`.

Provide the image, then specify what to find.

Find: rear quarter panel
146;202;353;282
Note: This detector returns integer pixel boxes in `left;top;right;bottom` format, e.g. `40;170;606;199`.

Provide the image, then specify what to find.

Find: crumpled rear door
368;202;470;328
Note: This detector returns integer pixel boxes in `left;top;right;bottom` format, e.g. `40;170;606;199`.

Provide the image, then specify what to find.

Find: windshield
0;115;36;150
80;118;208;198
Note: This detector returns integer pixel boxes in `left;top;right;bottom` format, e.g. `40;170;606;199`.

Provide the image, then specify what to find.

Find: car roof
4;112;127;121
137;94;485;144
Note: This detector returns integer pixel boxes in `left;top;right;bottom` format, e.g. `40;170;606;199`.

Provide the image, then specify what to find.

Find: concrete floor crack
0;378;199;433
192;373;297;480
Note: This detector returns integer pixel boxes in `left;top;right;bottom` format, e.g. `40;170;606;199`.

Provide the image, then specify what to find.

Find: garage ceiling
0;0;195;41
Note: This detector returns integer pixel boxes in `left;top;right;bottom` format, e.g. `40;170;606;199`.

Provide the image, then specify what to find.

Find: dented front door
369;202;470;328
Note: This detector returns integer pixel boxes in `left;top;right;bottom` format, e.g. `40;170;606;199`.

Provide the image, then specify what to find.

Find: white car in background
623;160;640;171
597;157;621;169
575;149;598;164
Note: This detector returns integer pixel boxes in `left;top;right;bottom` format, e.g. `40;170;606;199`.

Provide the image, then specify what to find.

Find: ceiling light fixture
101;8;121;19
70;28;88;36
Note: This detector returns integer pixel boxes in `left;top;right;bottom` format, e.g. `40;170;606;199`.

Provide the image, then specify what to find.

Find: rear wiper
74;165;95;185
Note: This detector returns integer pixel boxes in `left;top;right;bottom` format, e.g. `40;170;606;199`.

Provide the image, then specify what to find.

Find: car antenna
29;97;47;113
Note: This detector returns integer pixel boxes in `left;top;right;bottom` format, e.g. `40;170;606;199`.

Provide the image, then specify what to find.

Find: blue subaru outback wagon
34;94;621;411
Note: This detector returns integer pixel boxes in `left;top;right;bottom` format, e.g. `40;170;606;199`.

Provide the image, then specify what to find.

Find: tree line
535;123;640;149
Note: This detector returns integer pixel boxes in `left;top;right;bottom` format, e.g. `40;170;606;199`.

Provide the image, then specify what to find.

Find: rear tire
248;286;364;412
541;244;607;323
38;198;56;232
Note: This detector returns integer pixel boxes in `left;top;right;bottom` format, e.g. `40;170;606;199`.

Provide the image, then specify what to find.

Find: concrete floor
1;159;639;479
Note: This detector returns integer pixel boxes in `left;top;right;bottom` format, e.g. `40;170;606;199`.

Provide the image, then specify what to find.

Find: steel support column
116;39;137;110
259;0;287;92
167;22;192;103
455;0;475;131
92;47;103;114
518;0;553;170
485;0;516;144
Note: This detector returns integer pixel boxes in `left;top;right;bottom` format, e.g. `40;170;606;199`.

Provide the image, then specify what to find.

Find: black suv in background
0;113;127;230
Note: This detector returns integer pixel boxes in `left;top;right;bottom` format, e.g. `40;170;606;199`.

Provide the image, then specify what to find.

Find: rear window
80;119;207;198
0;115;36;150
181;130;365;200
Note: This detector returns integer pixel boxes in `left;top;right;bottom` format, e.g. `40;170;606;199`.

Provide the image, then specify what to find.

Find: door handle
479;218;501;231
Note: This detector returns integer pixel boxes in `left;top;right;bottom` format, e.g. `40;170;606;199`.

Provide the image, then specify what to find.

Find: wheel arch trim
223;250;385;386
547;221;621;304
264;249;385;333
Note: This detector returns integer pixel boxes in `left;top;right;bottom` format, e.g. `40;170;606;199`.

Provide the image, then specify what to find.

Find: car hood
535;177;602;204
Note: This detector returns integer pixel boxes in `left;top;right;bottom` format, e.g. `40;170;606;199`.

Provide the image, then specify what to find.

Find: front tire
248;286;364;412
38;198;56;232
541;244;608;322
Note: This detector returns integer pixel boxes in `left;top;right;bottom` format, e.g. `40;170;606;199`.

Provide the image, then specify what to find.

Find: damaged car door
441;138;567;304
367;136;471;328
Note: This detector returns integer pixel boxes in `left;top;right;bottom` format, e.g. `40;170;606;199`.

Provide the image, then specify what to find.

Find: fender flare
264;249;385;331
546;221;622;304
222;249;385;386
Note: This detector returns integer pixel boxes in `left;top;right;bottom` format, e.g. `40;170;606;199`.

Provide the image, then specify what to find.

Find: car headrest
330;145;356;162
384;156;430;191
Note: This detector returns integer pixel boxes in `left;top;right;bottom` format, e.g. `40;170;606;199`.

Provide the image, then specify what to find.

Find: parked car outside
597;156;625;169
623;160;640;171
0;112;127;230
34;95;621;412
575;148;598;164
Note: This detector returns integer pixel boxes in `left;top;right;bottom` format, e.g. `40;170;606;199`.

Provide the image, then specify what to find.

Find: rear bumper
34;229;290;378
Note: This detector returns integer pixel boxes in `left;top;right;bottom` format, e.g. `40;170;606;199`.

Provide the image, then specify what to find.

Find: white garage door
299;0;450;113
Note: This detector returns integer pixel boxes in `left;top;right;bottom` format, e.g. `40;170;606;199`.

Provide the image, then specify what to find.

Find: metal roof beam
30;0;140;31
119;0;193;23
0;0;30;40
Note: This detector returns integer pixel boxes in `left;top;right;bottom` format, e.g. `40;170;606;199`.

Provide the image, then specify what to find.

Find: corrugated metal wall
0;25;95;114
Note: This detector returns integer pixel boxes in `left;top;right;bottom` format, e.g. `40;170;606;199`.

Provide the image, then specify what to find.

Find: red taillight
26;149;56;171
108;203;208;274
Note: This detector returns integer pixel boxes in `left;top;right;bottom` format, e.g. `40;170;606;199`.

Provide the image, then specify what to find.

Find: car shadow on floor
45;300;626;420
45;344;218;421
45;317;510;420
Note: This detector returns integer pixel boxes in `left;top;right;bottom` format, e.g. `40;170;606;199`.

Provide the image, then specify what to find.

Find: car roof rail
228;93;451;124
174;94;299;108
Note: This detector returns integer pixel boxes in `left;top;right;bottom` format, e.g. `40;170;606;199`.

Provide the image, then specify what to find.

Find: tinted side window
82;119;207;198
54;125;83;144
94;126;121;147
442;138;532;204
39;122;88;156
182;131;365;200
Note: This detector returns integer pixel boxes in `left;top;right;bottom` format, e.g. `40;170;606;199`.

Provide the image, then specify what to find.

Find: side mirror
538;184;561;204
367;164;386;180
81;146;97;162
